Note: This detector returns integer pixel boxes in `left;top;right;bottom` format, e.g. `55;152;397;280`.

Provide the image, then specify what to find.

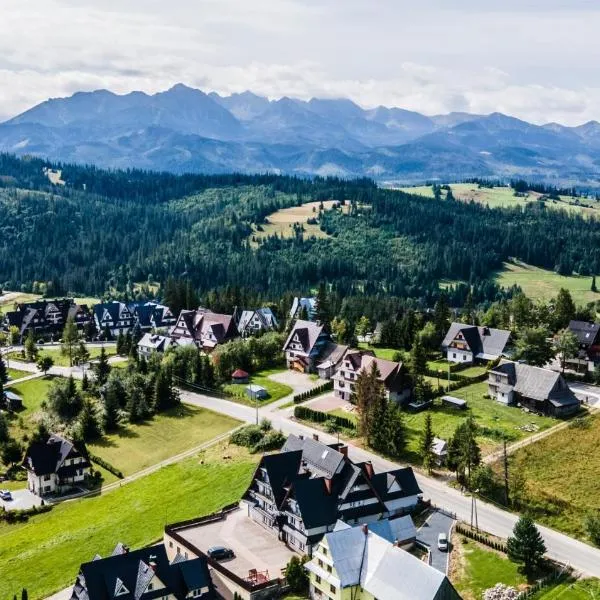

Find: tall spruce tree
93;347;111;387
0;357;8;384
420;413;435;474
61;317;79;367
553;288;576;330
507;516;547;575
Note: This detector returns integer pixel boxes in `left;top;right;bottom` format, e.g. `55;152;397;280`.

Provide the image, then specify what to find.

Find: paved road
417;511;454;574
178;387;600;578
570;381;600;408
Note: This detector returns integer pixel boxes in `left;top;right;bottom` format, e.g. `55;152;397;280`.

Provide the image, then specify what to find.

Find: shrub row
455;522;507;553
293;380;333;403
294;405;356;430
89;453;124;479
229;424;286;454
0;503;52;523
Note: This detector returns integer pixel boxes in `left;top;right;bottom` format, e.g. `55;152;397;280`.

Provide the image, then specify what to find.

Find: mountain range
2;83;600;185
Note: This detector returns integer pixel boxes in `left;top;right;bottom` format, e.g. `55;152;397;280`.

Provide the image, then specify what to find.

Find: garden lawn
496;414;600;539
4;376;55;439
357;343;401;361
223;368;293;406
452;538;527;599
0;442;257;600
496;260;600;305
401;382;555;463
37;346;116;367
7;367;29;381
88;405;241;476
533;579;600;599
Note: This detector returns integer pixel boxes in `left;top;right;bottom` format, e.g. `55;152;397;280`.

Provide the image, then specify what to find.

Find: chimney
324;478;332;495
361;524;368;535
299;434;304;440
364;462;374;479
393;539;400;547
148;555;157;572
313;433;319;442
339;445;348;458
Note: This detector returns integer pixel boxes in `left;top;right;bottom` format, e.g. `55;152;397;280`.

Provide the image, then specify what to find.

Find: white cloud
1;0;600;125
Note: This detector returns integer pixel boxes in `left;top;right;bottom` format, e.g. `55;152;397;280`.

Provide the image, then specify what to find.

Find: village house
243;433;422;555
289;296;317;321
236;307;278;337
138;333;174;359
70;542;215;600
94;301;136;338
332;349;412;404
488;360;580;417
305;520;461;600
1;389;23;411
2;298;92;341
169;308;237;352
22;433;91;497
442;322;511;364
567;320;600;372
130;301;177;332
283;320;330;372
316;342;348;380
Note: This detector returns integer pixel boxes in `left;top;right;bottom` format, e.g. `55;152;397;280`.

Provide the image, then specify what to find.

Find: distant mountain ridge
3;84;600;185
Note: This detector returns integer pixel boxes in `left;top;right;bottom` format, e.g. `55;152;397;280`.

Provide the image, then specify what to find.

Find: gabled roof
442;322;511;358
282;434;345;478
568;320;600;346
257;450;304;508
94;302;132;324
283;320;325;355
371;467;422;502
314;522;461;600
138;333;171;352
23;433;88;476
237;308;278;333
492;360;578;404
290;297;316;319
317;342;348;370
72;543;214;600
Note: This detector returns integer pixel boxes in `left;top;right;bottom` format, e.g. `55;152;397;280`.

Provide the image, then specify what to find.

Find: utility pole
470;489;479;532
503;438;510;507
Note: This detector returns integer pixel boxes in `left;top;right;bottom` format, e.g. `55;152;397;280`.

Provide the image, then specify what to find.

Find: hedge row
89;453;124;479
455;522;507;553
0;503;52;523
293;380;333;403
294;405;356;430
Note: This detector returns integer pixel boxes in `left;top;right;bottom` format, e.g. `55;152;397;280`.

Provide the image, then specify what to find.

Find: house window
330;584;336;594
318;559;323;568
169;541;173;548
316;575;322;584
147;584;153;591
462;355;466;361
326;565;332;573
322;547;327;555
452;353;456;359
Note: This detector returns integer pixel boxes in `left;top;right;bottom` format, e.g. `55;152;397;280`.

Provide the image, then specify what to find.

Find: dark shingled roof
282;434;345;478
371;467;423;502
568;320;600;347
23;434;88;476
71;544;214;600
258;450;304;509
442;322;511;358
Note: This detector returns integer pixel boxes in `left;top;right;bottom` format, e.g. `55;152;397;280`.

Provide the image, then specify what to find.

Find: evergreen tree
24;331;38;361
0;357;7;384
0;411;10;444
315;282;330;331
388;405;406;457
127;379;150;423
433;293;451;342
592;275;598;293
81;371;90;391
354;362;378;446
507;516;547;575
61;317;79;367
116;332;126;355
102;381;122;431
285;555;309;594
78;398;101;441
1;439;22;466
73;341;90;366
409;335;428;377
154;367;174;412
419;413;435;474
93;347;111;387
21;588;28;600
447;417;481;485
553;288;576;330
47;376;83;422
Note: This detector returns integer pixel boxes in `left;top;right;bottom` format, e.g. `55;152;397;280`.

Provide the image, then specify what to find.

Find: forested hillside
1;153;599;316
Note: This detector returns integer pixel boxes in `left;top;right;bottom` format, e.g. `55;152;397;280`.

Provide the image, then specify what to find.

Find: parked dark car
0;490;13;501
207;546;235;560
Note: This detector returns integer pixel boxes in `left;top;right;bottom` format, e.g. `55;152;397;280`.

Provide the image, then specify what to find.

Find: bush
230;425;265;448
0;504;52;524
252;430;286;453
294;405;355;430
293;381;333;403
585;512;600;547
88;453;124;479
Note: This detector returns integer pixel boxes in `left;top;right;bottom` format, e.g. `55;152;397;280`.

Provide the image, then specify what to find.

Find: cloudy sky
1;0;600;125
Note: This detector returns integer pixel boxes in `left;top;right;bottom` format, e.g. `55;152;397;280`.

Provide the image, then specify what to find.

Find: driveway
267;370;316;394
417;511;455;574
0;488;42;511
306;393;353;413
570;382;600;408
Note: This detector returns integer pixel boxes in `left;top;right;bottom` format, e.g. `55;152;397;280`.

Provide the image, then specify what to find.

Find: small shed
4;391;23;411
246;384;268;400
231;369;250;384
441;395;467;410
432;437;448;466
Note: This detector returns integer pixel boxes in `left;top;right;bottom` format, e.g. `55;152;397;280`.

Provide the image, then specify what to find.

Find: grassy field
496;260;600;305
357;343;402;361
223;368;293;406
0;442;256;600
400;183;600;218
497;414;600;539
532;579;600;599
251;200;349;244
452;536;528;599
8;345;117;368
88;405;241;476
0;291;41;307
7;367;30;381
4;376;54;440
